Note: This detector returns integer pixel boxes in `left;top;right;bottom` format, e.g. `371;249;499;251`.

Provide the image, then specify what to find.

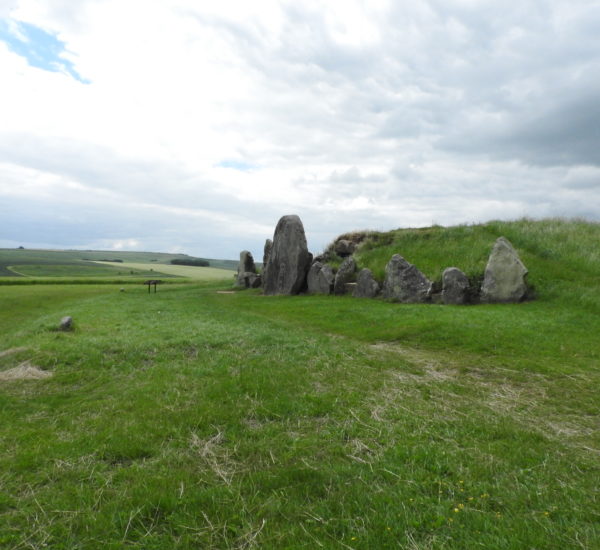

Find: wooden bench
143;280;163;293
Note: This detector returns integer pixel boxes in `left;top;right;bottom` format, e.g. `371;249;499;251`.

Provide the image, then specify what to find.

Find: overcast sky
1;0;599;259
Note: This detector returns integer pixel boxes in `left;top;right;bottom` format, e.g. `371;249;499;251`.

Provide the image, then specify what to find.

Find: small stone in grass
59;316;73;331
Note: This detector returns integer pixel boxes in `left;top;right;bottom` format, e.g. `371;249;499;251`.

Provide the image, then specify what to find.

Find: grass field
92;261;236;281
0;249;237;280
7;263;178;279
0;218;599;549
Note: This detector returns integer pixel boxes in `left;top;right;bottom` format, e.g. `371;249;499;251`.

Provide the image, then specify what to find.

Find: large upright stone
307;261;334;294
382;254;432;303
442;267;469;305
333;257;356;295
353;268;380;298
263;239;273;266
481;237;528;303
236;251;258;287
262;238;273;283
263;215;312;295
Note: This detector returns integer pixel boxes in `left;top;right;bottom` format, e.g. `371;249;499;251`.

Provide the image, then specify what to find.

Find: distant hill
0;248;237;278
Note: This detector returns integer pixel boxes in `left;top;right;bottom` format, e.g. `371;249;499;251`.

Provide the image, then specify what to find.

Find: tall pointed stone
262;238;273;283
382;254;432;303
481;237;528;303
263;215;312;295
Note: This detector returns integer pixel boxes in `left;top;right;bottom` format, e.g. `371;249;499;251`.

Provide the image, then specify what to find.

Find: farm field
0;249;237;280
92;261;236;281
1;219;599;549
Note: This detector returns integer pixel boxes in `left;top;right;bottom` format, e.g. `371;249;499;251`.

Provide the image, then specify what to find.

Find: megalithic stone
263;215;312;295
480;237;528;303
307;261;334;294
382;254;432;303
235;250;257;287
442;267;470;305
353;268;380;298
333;257;356;295
262;239;273;282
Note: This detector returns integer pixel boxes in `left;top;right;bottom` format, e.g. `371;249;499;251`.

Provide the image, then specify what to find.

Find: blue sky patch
217;159;256;171
0;18;88;83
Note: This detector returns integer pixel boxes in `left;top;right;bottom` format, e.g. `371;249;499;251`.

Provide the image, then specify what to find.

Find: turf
0;218;599;549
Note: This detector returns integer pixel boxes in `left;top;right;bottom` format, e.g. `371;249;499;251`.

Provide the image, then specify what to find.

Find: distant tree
170;258;210;267
17;246;24;249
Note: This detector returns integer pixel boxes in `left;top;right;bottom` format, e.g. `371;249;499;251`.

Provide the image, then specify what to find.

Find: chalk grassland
92;261;236;281
0;249;237;279
5;263;178;279
0;219;599;549
354;217;600;287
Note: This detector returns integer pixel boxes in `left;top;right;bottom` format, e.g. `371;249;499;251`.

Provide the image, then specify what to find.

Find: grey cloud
328;166;387;184
562;166;600;189
0;132;271;215
197;1;600;171
0;190;271;259
439;85;600;167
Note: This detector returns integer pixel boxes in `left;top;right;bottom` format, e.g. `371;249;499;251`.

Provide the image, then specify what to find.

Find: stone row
235;215;529;304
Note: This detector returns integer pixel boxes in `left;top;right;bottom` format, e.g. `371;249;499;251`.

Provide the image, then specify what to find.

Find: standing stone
263;215;312;295
307;261;334;294
263;239;273;265
353;268;380;298
333;257;356;295
261;239;273;285
442;267;470;305
382;254;432;303
481;237;528;303
307;262;321;293
236;251;258;287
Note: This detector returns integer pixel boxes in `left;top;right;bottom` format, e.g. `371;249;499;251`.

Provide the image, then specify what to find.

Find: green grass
93;261;236;281
8;263;178;278
0;249;237;279
355;217;598;280
0;218;599;549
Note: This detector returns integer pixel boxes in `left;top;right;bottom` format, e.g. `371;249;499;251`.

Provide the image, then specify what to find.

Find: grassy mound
324;218;600;309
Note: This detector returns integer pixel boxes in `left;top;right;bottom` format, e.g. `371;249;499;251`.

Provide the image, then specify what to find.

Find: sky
1;0;599;260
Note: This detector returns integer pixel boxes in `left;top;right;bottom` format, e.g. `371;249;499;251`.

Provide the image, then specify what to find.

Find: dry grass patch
0;361;52;381
366;342;600;459
189;429;239;485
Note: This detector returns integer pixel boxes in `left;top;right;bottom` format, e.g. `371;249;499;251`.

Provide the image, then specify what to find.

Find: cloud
1;0;600;260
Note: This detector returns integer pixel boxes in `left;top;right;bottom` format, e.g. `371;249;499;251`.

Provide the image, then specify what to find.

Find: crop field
1;219;599;549
0;249;235;283
93;261;236;281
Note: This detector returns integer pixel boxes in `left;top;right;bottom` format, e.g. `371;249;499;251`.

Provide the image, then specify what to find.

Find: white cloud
1;0;600;260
